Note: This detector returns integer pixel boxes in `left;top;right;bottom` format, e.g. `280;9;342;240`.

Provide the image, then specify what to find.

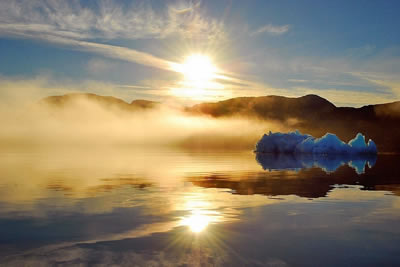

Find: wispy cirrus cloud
349;72;400;98
0;0;226;42
6;32;175;71
0;0;227;72
251;24;290;36
291;87;394;107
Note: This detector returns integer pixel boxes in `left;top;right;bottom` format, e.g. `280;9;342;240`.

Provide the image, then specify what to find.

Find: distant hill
188;94;336;119
187;95;400;153
38;93;400;152
39;93;159;111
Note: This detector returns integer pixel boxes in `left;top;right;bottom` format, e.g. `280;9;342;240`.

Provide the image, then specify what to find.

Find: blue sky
0;0;400;106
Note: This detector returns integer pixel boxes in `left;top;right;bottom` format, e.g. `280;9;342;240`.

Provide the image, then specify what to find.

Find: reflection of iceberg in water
255;153;377;174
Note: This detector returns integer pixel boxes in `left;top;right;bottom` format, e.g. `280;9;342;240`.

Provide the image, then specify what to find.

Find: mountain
187;95;400;153
39;93;159;111
188;94;336;119
38;93;400;152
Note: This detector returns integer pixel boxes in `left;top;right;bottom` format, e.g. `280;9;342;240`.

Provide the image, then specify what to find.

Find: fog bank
0;95;284;149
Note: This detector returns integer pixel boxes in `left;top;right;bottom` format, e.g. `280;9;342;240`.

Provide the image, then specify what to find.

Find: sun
180;54;217;85
169;54;224;100
172;54;219;87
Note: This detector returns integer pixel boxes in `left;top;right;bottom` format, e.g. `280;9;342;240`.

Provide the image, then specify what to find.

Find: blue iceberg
255;130;377;155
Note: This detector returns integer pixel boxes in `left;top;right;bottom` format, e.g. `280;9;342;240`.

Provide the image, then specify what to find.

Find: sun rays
169;54;226;101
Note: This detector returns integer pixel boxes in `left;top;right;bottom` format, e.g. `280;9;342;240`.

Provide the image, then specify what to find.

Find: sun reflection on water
180;210;221;233
181;212;211;233
179;198;222;233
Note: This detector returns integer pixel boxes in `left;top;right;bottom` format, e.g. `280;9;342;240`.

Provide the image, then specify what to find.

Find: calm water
0;147;400;266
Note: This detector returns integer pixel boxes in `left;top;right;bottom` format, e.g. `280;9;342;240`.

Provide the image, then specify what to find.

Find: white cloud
291;87;395;107
0;0;226;42
87;58;116;74
5;31;174;71
288;79;308;83
251;24;290;36
0;0;227;73
349;72;400;98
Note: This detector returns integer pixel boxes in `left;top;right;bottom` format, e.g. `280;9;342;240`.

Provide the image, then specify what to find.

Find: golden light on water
179;198;221;233
181;212;213;233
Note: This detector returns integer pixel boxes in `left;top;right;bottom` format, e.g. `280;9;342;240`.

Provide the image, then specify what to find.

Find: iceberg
255;131;377;155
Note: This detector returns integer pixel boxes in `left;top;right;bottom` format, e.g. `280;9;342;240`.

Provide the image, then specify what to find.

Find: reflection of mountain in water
255;153;377;174
188;155;400;199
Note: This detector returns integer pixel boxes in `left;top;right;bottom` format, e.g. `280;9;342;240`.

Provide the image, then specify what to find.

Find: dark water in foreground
0;147;400;266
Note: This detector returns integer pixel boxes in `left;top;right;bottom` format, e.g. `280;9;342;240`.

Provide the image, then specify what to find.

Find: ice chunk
349;133;367;149
348;133;368;154
304;133;350;155
255;130;378;155
254;131;310;153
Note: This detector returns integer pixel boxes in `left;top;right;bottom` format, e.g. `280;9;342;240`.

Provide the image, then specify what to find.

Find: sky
0;0;400;106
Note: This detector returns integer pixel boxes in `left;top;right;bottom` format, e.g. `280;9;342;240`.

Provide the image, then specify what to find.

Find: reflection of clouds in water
2;149;400;265
256;153;377;174
0;185;285;252
0;187;292;266
1;245;231;267
3;186;400;266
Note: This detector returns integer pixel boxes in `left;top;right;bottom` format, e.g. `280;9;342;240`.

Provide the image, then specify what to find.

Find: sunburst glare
181;212;213;233
169;54;225;101
181;54;217;86
179;198;222;233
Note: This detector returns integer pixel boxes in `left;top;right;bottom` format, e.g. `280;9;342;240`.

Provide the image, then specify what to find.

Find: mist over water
0;96;284;149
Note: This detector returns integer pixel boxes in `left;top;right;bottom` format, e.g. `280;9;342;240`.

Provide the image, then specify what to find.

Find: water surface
0;147;400;266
